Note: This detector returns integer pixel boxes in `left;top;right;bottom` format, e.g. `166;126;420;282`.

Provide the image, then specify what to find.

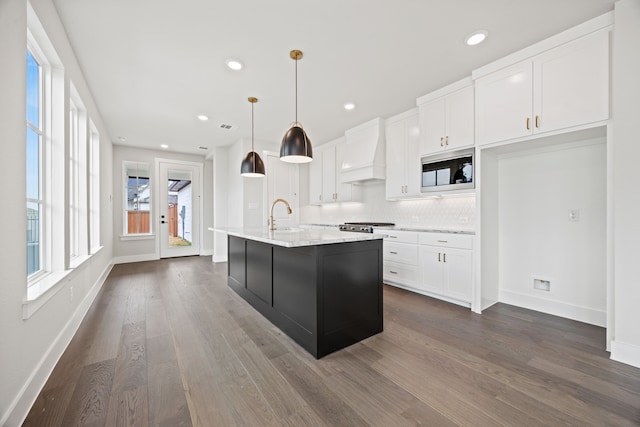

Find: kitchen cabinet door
419;85;474;155
334;144;353;202
419;99;446;156
443;248;473;303
445;86;475;151
418;245;445;294
475;61;533;146
533;29;609;134
321;146;336;203
308;152;322;205
385;109;421;199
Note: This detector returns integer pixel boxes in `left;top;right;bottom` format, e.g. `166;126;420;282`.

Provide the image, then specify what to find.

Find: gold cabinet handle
445;136;449;146
526;117;531;130
535;115;540;128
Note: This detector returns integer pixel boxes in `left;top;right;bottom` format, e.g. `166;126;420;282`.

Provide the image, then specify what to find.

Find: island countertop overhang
214;227;385;248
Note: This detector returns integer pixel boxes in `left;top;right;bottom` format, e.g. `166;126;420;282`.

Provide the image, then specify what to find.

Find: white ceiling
52;0;616;155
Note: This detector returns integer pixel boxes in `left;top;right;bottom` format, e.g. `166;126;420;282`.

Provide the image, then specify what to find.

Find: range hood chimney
340;117;386;183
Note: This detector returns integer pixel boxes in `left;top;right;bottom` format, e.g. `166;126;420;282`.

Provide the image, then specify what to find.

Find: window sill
120;233;155;241
23;248;104;319
24;269;72;319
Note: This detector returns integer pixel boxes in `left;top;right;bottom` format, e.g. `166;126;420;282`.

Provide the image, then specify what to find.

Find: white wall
611;0;640;367
112;145;211;262
0;0;114;424
300;181;476;229
497;139;607;326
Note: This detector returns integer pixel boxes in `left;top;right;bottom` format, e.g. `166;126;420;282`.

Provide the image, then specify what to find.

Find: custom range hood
340;117;386;183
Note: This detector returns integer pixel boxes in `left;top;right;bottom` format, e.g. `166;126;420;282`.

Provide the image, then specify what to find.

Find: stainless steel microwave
421;148;474;193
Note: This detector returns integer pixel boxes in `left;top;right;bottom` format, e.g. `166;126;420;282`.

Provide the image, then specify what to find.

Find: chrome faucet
269;198;292;230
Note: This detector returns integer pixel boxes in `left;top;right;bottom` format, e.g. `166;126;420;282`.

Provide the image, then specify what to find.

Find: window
26;49;43;277
68;88;88;262
89;122;100;252
124;162;151;235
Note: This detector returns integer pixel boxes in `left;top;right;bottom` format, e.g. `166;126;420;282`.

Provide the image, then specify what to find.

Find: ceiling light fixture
197;114;209;121
280;50;313;163
344;102;355;111
240;97;265;177
225;59;243;70
465;30;488;46
160;144;169;149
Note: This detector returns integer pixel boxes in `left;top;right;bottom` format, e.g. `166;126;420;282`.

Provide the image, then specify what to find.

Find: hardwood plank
271;353;370;426
147;361;191;427
104;386;149;427
61;359;115;426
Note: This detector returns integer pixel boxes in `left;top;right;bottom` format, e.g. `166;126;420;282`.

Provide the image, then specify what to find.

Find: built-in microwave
421;148;474;193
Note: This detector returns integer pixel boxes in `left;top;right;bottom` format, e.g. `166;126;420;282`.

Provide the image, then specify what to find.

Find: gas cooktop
338;222;395;233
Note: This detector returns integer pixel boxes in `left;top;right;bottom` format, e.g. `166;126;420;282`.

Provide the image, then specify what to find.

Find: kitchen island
225;228;384;358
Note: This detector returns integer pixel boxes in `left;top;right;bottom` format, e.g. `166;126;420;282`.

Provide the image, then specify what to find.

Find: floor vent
219;123;235;130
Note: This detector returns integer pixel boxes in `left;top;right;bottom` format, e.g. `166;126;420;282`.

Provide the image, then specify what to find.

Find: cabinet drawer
374;229;418;244
418;232;473;250
383;262;419;286
384;242;418;265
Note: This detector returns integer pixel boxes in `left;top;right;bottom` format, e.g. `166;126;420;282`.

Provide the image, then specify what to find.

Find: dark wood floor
24;256;640;426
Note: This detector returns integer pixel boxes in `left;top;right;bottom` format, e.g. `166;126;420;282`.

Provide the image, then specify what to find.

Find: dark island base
227;235;383;359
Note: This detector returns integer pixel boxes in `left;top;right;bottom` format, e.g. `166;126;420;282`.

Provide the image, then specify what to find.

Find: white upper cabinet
308;153;322;205
308;137;358;204
385;109;421;199
476;28;610;146
417;80;474;156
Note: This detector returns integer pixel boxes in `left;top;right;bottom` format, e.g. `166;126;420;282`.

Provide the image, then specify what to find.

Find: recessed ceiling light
465;30;488;46
344;102;356;111
197;114;209;121
225;59;243;70
160;144;169;149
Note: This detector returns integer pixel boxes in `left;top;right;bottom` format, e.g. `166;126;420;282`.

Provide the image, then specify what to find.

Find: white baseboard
212;254;228;263
384;281;472;309
3;263;113;427
499;289;606;327
112;253;158;264
611;340;640;368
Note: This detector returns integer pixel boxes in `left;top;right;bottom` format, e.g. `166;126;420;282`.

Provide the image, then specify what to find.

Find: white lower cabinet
418;245;473;303
376;229;474;307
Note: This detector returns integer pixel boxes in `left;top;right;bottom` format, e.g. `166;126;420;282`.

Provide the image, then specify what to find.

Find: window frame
26;41;47;282
123;161;153;236
89;121;101;253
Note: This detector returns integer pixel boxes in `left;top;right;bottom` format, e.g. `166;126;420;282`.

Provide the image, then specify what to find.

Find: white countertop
214;227;384;248
298;223;475;235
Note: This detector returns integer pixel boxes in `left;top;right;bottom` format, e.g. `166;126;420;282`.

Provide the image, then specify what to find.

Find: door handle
161;221;167;224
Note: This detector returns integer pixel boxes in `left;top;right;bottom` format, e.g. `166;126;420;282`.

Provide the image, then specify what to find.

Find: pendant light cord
295;57;298;123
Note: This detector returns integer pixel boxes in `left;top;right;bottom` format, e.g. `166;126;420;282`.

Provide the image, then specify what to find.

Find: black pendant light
280;50;313;163
240;97;265;177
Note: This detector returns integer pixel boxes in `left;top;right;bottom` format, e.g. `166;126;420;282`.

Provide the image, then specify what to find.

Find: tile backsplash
299;182;476;228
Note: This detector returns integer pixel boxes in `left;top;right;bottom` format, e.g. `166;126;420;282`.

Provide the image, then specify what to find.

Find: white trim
3;263;112;427
200;249;213;256
155;158;204;259
119;233;155;241
212;254;228;263
112;253;158;265
610;340;640;369
416;77;473;106
472;12;613;79
23;270;71;318
499;289;606;327
384;281;472;309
